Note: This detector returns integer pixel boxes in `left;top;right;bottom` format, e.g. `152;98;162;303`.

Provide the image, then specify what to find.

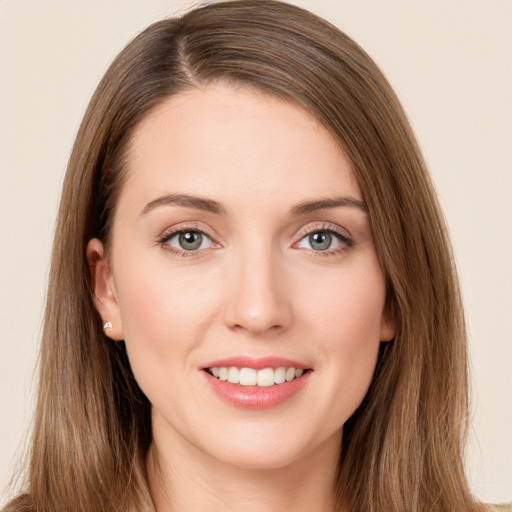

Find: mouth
203;366;311;387
201;356;313;409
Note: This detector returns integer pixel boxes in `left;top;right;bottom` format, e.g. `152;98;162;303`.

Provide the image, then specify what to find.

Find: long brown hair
4;1;488;511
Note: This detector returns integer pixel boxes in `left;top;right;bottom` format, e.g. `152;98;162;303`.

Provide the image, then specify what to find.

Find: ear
86;238;124;341
380;302;397;342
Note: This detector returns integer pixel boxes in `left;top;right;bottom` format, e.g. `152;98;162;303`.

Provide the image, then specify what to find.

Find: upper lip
202;356;311;370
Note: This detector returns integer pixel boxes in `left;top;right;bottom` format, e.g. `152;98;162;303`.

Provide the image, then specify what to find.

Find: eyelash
158;223;353;258
295;224;354;256
158;223;214;258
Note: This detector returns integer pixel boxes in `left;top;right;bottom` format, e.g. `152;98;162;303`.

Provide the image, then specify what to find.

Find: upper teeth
209;367;305;387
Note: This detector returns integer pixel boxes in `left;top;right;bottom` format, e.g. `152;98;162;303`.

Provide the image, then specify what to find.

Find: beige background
1;0;510;504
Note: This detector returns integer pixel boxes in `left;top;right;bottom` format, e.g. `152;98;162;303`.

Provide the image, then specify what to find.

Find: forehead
121;83;361;212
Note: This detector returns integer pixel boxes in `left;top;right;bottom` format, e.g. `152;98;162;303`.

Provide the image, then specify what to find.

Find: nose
223;244;293;336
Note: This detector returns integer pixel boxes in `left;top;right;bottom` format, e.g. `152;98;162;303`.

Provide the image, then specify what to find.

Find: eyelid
295;222;352;241
293;222;354;253
157;221;353;257
158;222;221;256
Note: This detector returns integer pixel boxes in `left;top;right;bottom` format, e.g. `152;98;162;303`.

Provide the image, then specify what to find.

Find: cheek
299;265;386;417
117;255;217;332
301;264;387;346
113;259;221;386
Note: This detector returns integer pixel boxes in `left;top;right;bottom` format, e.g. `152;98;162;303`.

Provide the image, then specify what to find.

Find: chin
212;445;308;471
196;423;338;472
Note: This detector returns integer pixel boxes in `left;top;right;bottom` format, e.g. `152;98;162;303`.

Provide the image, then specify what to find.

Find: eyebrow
141;193;226;216
140;193;367;217
289;197;368;216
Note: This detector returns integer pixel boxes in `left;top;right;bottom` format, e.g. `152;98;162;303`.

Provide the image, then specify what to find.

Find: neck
146;427;344;512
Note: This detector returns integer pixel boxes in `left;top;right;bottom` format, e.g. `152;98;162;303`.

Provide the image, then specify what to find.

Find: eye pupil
179;231;202;250
309;232;332;251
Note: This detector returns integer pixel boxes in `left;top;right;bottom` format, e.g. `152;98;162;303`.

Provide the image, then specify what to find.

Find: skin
88;83;396;512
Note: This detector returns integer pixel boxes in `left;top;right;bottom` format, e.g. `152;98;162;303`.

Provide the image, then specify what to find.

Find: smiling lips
206;366;305;386
202;357;312;409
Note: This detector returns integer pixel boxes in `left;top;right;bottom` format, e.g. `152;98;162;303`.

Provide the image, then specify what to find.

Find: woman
3;1;509;511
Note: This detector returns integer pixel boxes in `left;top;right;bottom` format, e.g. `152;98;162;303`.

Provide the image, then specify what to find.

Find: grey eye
297;231;342;251
167;230;212;251
308;232;332;251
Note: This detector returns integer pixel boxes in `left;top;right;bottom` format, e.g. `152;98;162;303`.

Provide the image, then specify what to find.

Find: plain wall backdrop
1;0;511;504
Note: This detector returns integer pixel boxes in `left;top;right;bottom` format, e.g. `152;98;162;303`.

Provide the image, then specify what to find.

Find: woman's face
89;83;395;470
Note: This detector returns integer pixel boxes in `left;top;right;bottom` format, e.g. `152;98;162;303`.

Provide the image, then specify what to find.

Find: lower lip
202;370;311;410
